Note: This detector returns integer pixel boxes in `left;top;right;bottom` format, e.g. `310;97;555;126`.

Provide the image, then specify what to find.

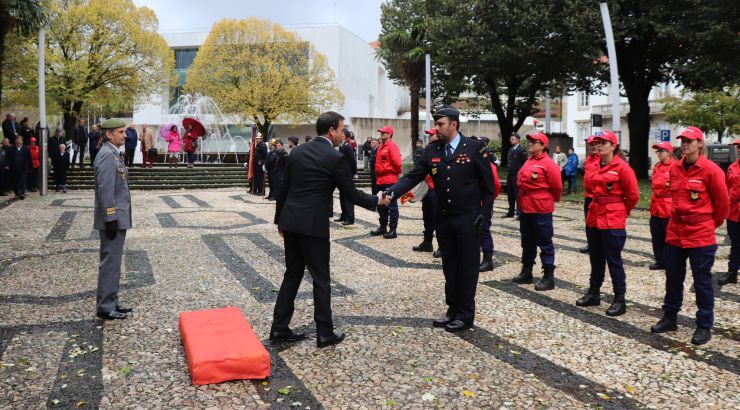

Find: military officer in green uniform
94;119;133;320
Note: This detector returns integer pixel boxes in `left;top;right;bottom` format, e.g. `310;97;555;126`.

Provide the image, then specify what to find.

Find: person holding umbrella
182;117;205;169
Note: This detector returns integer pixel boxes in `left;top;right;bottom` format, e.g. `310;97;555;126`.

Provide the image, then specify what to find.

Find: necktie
446;144;453;160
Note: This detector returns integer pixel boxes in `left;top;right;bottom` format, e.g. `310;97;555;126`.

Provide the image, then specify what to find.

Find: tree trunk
488;84;514;168
626;88;651;179
409;80;420;146
256;120;270;140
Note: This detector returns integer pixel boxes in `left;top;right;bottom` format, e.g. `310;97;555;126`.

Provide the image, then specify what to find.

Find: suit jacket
7;145;32;173
254;142;268;164
2;119;18;140
507;144;527;178
339;142;357;175
73;125;87;146
275;137;377;238
93;141;132;230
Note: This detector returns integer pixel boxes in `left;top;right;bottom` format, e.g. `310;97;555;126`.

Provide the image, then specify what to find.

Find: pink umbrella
160;123;177;140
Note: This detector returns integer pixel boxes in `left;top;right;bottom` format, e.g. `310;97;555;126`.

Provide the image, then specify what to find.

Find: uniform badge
431;157;441;164
432;167;438;175
606;182;613;191
531;172;538;180
665;181;670;187
690;191;699;200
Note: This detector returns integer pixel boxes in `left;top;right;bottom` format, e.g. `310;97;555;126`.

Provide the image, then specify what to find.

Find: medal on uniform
691;191;699;200
531;172;538;180
432;167;438;175
606;182;613;191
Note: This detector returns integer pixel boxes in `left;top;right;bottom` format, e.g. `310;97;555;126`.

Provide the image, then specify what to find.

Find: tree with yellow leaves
45;0;173;137
185;18;343;136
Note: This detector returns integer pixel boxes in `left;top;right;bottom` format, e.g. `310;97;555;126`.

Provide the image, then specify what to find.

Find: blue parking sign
660;130;670;141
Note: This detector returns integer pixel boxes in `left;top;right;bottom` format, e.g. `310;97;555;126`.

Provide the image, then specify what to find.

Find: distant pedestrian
648;142;675;270
336;129;357;225
2;113;19;142
0;138;9;195
506;132;527;218
52;143;70;192
183;124;198;168
72;119;88;168
18;117;33;146
287;136;299;152
139;124;156;168
251;135;267;195
124;124;138;167
48;129;63;159
165;125;182;168
88;125;101;166
564;148;578;194
553;145;566;187
8;136;32;199
369;138;379;194
27;138;40;192
371;125;402;239
362;137;372;170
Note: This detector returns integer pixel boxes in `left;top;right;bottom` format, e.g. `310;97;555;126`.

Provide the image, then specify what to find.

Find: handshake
376;190;393;207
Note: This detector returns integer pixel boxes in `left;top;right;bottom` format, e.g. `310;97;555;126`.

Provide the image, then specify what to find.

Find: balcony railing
591;101;666;118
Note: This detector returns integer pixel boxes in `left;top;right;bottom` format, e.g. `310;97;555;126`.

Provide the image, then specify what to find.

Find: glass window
579;92;590;108
174;48;199;70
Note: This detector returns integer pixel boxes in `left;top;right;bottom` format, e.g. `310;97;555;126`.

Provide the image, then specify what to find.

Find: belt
671;214;713;224
594;196;623;205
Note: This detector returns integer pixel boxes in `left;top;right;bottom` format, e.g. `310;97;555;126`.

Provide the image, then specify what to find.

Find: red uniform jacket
728;160;740;223
583;154;600;199
585;155;639;230
375;139;402;185
29;145;40;169
516;153;562;213
666;156;729;248
650;159;674;218
491;163;501;200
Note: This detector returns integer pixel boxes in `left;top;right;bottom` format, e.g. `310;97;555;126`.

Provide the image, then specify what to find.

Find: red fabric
650;159;674;218
491;163;501;200
29;145;40;169
583;154;600;198
516;153;562;213
183;131;198;153
728;160;740;222
425;174;434;190
375;139;402;185
179;307;270;385
585;155;639;229
666;156;729;247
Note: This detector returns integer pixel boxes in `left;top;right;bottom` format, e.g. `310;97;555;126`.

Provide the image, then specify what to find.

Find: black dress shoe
116;305;133;313
648;263;665;270
718;270;738;285
341;220;354;226
605;293;626;316
370;226;387;236
503;212;514;218
383;229;397;239
432;316;453;327
96;311;127;320
445;320;472;333
269;330;307;343
691;327;711;345
579;246;590;254
433;250;441;258
333;217;345;222
317;332;345;348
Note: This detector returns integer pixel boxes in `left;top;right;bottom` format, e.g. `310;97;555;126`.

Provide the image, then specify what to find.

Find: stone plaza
0;189;737;409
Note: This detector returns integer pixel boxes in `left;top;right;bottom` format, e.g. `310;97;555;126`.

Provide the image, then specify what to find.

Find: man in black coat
2;113;19;142
505;132;527;218
271;111;387;348
72;119;88;168
252;135;268;195
0;138;9;195
6;136;32;199
335;129;358;225
88;125;101;166
384;105;495;333
369;138;379;194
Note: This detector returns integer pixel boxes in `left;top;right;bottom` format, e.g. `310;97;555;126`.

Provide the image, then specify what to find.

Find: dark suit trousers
506;175;519;215
436;211;480;324
272;231;334;337
13;170;27;196
253;167;265;194
72;144;86;167
339;191;354;222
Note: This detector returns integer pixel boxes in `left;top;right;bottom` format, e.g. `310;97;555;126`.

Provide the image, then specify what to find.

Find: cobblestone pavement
0;189;738;409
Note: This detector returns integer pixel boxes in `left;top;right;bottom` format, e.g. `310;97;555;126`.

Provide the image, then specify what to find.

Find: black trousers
89;148;99;166
253;167;265;194
124;147;135;167
506;175;519;215
422;189;438;241
272;231;334;337
436;211;481;324
12;170;27;196
339;191;354;222
72;144;86;168
649;216;670;266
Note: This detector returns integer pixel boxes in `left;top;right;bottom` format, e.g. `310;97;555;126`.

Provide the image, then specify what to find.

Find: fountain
164;93;250;163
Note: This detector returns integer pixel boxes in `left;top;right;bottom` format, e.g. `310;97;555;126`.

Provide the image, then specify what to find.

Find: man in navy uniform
384;105;496;332
94;118;134;320
506;132;527;218
336;129;358;225
252;135;268;195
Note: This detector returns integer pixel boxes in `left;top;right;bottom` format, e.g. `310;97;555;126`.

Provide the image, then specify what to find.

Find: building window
174;48;199;70
577;122;589;146
578;92;590;108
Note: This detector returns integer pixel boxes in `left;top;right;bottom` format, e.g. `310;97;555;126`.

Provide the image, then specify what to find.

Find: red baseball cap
586;135;597;144
424;129;437;135
594;130;618;145
732;139;740;146
677;126;704;141
377;125;394;135
651;141;674;153
526;132;549;148
30;137;37;143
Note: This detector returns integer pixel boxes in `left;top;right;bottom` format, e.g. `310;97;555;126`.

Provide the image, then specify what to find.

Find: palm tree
0;0;48;108
376;0;427;146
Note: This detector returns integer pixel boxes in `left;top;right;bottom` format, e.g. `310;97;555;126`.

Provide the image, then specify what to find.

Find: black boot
370;226;387;236
512;263;533;284
650;311;678;333
718;270;738;285
383;228;397;239
479;253;494;272
691;327;711;345
576;288;601;306
606;293;627;316
535;266;555;291
579;246;590;254
433;250;441;258
413;239;433;252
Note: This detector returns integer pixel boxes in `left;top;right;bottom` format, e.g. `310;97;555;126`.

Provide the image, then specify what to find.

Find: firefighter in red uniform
648;142;675;270
511;132;562;291
371;125;402;239
720;139;740;286
650;126;729;345
575;130;639;316
579;136;600;254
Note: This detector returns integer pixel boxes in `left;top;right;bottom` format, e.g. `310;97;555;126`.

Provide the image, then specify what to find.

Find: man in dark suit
271;111;388;348
2;113;19;142
506;132;527;218
335;129;358;225
369;138;379;194
252;135;268;195
7;136;32;199
385;105;496;332
72;119;88;168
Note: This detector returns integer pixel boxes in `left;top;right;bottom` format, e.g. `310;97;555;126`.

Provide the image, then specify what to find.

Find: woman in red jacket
651;127;729;345
648;142;675;270
575;130;639;316
512;132;562;291
183;124;198;169
720;139;740;285
579;136;600;254
371;125;402;239
28;137;40;192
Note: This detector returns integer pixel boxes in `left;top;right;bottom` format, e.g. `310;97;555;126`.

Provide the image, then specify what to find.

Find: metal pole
39;29;48;195
545;89;551;134
424;53;431;144
600;2;621;144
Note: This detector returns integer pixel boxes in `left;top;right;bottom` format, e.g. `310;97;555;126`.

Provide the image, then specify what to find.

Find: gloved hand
473;214;485;233
105;220;118;240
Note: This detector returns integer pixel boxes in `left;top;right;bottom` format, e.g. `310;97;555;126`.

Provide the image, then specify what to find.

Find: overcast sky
131;0;385;42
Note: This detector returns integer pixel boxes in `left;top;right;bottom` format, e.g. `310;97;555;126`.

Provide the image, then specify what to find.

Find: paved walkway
0;189;737;409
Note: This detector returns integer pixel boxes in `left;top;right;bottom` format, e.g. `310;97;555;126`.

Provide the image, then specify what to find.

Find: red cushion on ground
179;306;270;385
